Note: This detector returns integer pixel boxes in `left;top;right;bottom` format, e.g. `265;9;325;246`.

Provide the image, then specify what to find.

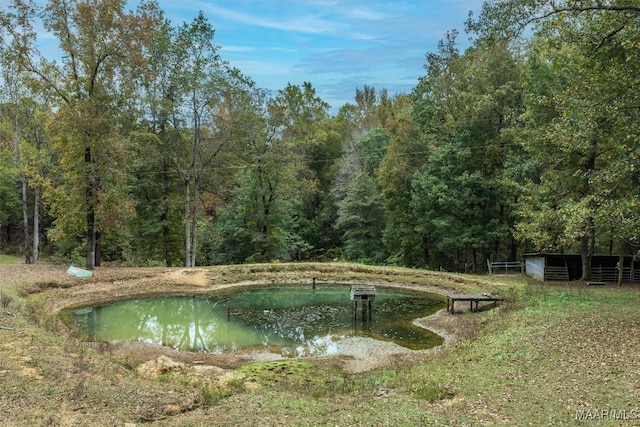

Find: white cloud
200;4;344;36
160;0;487;111
347;8;389;21
220;45;255;52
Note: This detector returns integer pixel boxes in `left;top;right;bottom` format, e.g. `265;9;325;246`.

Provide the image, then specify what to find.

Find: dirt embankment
0;264;506;425
7;265;487;374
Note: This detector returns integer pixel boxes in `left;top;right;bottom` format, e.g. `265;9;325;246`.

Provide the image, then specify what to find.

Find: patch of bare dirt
160;268;210;287
415;307;482;343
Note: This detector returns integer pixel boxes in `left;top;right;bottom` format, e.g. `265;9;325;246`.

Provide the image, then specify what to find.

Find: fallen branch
0;325;15;330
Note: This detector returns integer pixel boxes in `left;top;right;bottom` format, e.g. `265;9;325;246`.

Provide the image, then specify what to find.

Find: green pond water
62;284;446;357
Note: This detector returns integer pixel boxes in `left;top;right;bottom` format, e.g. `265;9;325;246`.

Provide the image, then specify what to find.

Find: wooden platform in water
447;293;503;314
349;285;376;301
350;285;376;321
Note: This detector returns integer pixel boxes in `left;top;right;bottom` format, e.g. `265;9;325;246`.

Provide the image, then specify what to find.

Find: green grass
0;254;21;264
392;283;640;426
167;273;640;426
1;262;639;426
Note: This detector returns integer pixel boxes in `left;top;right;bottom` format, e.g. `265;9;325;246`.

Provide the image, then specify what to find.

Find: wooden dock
447;293;503;314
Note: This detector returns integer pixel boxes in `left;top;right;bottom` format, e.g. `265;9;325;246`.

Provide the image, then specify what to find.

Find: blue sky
3;0;486;112
157;0;486;111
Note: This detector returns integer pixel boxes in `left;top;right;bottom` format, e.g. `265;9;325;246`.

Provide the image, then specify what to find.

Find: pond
62;284;446;357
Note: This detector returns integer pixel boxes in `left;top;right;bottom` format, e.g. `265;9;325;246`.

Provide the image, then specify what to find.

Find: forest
0;0;638;278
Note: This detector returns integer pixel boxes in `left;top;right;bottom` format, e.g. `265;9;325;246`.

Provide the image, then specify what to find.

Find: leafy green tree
468;0;640;41
0;60;31;259
336;171;386;263
410;134;512;270
382;32;523;270
172;12;229;267
333;128;391;264
211;168;298;264
209;83;308;263
133;17;183;266
296;121;343;260
273;82;336;260
353;84;380;133
378;96;429;266
0;95;52;263
472;0;640;278
3;0;161;268
379;34;465;268
138;12;231;267
126;131;183;266
0;151;21;247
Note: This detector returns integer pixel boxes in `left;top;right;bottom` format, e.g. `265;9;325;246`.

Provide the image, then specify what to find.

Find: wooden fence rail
487;260;523;274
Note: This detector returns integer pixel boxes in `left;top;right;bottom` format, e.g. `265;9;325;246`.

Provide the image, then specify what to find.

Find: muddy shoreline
38;266;475;373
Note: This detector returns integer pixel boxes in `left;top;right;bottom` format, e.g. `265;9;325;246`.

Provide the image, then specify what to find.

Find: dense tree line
0;0;638;278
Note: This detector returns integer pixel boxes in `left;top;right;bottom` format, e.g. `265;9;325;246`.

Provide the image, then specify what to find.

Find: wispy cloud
160;0;486;112
347;8;390;21
201;4;345;36
221;45;255;52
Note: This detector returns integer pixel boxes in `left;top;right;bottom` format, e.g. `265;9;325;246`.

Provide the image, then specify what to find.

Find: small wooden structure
447;293;503;314
523;253;639;283
523;253;573;281
349;285;376;321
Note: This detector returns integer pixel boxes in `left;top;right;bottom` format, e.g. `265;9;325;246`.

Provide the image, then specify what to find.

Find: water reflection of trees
76;298;225;351
143;297;223;351
70;288;445;354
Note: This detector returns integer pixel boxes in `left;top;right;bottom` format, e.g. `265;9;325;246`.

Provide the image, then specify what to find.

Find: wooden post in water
312;277;316;289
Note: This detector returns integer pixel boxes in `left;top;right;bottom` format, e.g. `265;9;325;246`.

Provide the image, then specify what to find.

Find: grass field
0;254;21;265
0;262;638;426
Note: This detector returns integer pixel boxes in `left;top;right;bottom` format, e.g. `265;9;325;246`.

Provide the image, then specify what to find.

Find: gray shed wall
525;256;545;281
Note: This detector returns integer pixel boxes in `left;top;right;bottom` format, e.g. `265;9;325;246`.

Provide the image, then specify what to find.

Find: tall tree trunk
12;107;30;262
188;101;201;268
95;231;102;267
422;235;429;266
580;141;597;281
579;233;592;281
617;240;625;286
190;176;200;267
161;161;172;267
20;173;30;261
32;188;39;264
86;209;96;269
472;248;478;273
85;146;96;270
510;237;518;262
184;179;191;267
